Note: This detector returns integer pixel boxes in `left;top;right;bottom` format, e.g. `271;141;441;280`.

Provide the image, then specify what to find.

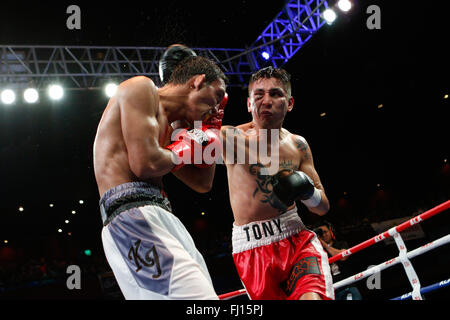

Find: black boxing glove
159;44;197;85
271;169;322;208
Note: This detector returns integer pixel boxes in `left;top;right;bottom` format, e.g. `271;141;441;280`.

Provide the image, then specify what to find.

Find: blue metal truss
0;1;331;90
250;0;329;69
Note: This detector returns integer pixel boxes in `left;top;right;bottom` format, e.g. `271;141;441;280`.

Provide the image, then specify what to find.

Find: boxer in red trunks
220;67;334;300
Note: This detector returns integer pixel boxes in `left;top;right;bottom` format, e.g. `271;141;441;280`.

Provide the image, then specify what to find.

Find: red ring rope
218;200;450;300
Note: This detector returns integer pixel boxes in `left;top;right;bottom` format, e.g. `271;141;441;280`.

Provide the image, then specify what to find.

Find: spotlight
58;229;62;233
24;88;39;103
71;210;76;214
323;8;337;24
104;83;118;98
48;84;64;100
65;220;69;224
1;89;16;104
261;51;270;60
18;206;24;212
337;0;352;12
79;200;84;204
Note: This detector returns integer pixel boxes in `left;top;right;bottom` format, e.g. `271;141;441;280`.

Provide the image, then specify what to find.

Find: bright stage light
323;8;337;24
337;0;352;12
24;88;39;103
105;83;118;98
1;89;16;104
48;84;64;100
261;51;270;60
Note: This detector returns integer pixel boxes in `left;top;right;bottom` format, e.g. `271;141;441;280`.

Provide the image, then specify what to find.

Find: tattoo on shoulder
295;136;311;160
232;128;242;135
223;127;242;137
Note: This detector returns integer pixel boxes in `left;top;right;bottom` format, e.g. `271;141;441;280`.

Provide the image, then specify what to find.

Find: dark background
0;0;449;300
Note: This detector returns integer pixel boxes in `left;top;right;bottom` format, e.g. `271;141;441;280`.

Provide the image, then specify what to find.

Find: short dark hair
159;44;197;85
248;66;292;96
169;56;228;85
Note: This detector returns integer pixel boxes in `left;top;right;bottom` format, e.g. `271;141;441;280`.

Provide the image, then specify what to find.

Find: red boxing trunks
232;207;335;300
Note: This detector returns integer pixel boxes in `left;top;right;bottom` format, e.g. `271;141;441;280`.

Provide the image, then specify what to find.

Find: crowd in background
0;255;109;293
0;188;448;297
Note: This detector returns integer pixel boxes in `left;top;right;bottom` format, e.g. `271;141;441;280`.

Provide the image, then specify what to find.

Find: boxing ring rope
333;234;450;294
218;200;450;300
391;278;450;300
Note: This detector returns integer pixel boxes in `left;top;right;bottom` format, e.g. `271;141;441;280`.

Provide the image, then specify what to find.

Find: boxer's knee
299;292;322;300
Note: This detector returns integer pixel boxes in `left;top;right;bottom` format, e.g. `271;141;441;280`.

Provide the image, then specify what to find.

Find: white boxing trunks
100;182;218;300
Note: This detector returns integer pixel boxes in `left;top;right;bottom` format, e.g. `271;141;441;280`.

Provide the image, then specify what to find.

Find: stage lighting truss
250;0;330;69
0;1;337;91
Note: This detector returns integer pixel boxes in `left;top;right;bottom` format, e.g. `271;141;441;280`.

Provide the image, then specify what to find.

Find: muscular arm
220;125;248;165
169;121;216;193
118;76;174;180
170;124;242;193
171;164;216;193
295;135;330;216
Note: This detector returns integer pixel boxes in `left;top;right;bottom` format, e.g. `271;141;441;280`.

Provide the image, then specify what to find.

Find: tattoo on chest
249;160;297;212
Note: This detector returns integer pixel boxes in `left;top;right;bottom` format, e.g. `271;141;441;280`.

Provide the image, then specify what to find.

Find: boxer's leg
139;205;217;299
102;205;217;300
299;292;322;300
284;230;335;300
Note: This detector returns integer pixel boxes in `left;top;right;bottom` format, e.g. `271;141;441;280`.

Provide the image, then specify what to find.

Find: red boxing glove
166;126;222;171
193;126;222;168
203;93;228;130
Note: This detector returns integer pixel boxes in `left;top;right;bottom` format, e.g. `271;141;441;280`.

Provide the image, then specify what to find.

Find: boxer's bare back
93;77;171;198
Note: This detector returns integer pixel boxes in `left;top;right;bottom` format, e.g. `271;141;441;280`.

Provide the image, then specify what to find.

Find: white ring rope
218;200;450;300
333;233;450;290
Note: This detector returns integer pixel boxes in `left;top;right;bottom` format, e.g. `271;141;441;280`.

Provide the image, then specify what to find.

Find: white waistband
232;207;306;254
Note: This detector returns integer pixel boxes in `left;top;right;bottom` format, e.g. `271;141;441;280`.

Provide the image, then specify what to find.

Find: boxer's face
247;78;294;128
186;77;226;124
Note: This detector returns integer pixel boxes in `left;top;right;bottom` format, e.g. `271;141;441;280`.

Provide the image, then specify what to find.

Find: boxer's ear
287;96;294;112
191;74;206;90
247;97;252;113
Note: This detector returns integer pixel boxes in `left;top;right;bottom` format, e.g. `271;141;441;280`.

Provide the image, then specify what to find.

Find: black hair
169;56;228;86
159;44;197;85
248;66;292;96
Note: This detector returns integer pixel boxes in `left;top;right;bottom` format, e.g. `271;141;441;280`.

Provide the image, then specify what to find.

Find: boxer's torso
225;122;303;226
94;91;170;198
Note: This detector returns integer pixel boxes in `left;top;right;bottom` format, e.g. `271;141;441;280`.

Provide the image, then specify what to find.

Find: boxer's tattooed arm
250;160;296;212
295;136;311;160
